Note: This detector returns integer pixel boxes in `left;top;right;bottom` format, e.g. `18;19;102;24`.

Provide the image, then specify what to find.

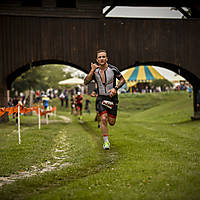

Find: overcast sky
103;6;183;19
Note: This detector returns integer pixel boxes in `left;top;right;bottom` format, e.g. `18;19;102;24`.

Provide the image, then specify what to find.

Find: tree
150;79;173;91
11;64;72;93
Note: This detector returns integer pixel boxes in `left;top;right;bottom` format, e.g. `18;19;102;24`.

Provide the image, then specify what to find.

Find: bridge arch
6;59;87;90
0;15;200;120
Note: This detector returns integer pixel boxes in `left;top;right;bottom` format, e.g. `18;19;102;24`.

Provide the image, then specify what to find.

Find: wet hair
96;49;107;57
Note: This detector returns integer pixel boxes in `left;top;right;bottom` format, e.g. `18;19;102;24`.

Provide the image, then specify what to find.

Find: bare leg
108;116;116;126
101;113;108;136
97;113;101;128
80;108;83;120
101;112;111;149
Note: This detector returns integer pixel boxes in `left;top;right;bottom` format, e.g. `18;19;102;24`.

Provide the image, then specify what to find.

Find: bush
150;79;173;91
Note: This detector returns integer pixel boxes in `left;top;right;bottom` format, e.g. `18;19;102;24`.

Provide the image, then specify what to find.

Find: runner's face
96;52;108;66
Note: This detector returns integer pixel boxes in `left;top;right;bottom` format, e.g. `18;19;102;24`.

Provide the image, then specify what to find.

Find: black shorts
77;103;82;111
95;98;100;113
96;95;118;118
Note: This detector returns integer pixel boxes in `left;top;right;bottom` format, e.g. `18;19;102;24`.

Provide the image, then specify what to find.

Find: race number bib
102;100;114;109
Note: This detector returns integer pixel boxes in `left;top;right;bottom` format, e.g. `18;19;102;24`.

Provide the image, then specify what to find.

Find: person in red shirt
75;92;83;120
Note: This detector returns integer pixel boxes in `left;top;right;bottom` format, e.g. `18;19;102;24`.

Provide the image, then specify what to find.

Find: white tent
167;74;186;83
58;77;84;85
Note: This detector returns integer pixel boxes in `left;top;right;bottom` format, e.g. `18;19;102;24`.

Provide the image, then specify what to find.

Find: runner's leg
108;104;117;126
101;112;108;136
97;112;101;128
80;104;83;120
108;114;116;126
101;112;110;149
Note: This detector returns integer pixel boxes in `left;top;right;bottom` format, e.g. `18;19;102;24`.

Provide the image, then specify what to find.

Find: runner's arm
115;76;126;91
84;63;98;85
109;76;126;97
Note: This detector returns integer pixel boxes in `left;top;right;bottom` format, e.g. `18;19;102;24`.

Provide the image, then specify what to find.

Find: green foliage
11;64;71;92
150;79;173;90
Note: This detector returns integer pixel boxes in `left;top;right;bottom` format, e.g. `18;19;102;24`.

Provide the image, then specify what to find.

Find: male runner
75;92;83;120
84;49;126;150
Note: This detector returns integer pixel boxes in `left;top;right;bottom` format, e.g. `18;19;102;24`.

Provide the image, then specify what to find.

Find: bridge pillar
0;81;9;122
191;85;200;120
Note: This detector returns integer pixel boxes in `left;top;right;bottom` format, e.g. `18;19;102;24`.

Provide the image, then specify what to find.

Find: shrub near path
0;91;200;200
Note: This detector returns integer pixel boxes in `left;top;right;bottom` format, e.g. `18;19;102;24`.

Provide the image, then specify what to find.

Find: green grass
0;91;200;200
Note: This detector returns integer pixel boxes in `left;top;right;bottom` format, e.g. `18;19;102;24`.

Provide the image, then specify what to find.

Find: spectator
188;84;192;98
64;88;69;108
42;95;50;110
70;95;76;115
59;92;65;107
84;96;91;114
35;90;40;104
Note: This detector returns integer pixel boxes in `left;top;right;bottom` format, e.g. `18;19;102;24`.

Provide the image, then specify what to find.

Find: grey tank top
93;64;122;96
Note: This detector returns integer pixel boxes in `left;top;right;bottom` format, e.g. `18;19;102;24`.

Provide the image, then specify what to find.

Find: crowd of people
33;86;90;120
124;82;193;94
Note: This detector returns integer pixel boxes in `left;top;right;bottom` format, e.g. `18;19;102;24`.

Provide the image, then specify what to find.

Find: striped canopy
123;65;165;89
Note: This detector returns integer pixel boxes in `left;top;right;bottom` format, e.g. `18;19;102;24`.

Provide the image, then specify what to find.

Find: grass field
0;91;200;200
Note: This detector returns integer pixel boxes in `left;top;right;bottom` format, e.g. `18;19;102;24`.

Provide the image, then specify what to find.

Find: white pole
18;105;21;144
46;113;48;125
38;106;41;130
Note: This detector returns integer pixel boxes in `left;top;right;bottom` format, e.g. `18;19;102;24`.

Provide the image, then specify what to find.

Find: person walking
84;96;91;114
12;95;19;123
64;88;69;108
84;49;126;150
188;84;192;98
70;95;76;115
59;92;65;107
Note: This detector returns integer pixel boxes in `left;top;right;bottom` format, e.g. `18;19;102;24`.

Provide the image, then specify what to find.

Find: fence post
18;105;21;144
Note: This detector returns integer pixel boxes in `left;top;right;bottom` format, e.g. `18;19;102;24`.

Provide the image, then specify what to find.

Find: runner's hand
91;63;99;71
108;88;117;97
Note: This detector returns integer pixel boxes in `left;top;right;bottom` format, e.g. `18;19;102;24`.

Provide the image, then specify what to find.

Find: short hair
96;49;107;57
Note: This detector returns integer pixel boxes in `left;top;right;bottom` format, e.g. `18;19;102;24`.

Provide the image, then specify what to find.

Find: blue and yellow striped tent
123;65;165;89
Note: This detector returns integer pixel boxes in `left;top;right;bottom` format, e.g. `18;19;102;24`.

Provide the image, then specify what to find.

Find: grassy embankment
0;91;199;200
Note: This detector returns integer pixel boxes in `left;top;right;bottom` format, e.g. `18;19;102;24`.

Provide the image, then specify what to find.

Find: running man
84;49;126;150
75;91;83;120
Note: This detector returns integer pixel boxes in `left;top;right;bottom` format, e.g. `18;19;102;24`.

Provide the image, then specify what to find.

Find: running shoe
103;141;110;150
